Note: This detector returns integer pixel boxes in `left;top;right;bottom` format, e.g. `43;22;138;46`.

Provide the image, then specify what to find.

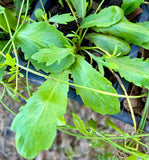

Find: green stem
80;46;112;57
87;0;93;13
66;0;79;26
15;0;25;30
26;61;32;97
0;98;17;115
2;0;29;53
0;81;27;101
4;12;19;93
40;0;46;14
95;0;105;14
7;86;27;101
58;127;149;140
110;69;137;133
58;128;146;158
137;90;149;134
78;28;88;48
16;63;147;99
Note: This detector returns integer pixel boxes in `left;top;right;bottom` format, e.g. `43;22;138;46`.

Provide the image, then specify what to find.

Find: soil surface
0;80;137;160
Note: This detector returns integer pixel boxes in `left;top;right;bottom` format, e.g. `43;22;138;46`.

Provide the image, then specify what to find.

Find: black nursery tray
19;0;149;132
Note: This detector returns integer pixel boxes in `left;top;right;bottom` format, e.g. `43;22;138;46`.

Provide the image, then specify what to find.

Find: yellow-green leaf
81;6;124;28
71;55;120;115
11;70;70;159
72;113;87;135
105;56;149;89
121;0;144;15
32;45;75;66
85;33;131;56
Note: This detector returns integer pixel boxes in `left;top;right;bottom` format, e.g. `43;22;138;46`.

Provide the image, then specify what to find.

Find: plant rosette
0;0;149;159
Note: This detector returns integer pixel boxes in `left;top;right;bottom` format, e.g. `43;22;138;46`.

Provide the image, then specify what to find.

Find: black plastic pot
19;0;149;132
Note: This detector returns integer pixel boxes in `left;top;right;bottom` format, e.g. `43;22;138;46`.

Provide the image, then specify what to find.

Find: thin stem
0;98;17;115
16;63;147;99
66;0;79;27
87;0;93;13
58;128;146;158
2;0;29;53
4;12;19;93
137;90;149;134
7;86;27;101
15;0;25;30
0;81;27;101
58;127;149;139
80;46;111;57
0;51;6;58
110;69;137;133
40;0;46;14
78;28;88;48
95;0;105;14
26;61;32;97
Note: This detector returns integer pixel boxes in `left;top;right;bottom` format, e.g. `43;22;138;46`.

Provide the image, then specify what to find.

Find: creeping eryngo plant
0;0;149;159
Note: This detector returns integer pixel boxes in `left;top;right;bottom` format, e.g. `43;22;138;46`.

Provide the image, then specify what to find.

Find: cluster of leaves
0;0;149;159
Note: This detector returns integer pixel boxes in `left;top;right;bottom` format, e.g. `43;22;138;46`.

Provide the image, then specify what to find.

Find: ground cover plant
0;0;149;159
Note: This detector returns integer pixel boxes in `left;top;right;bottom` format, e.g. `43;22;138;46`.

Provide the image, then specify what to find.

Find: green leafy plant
0;0;149;159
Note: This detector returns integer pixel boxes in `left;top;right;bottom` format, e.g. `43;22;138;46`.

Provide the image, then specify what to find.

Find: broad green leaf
105;118;123;134
69;0;87;18
71;55;120;115
93;20;149;49
0;5;17;32
49;13;76;24
138;21;149;30
31;45;75;66
85;33;131;56
34;8;45;21
141;41;149;50
125;155;138;160
31;54;75;73
72;113;87;135
126;153;149;160
15;22;70;59
81;6;124;28
104;56;149;89
137;21;149;49
15;22;71;72
11;70;70;159
121;0;144;15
